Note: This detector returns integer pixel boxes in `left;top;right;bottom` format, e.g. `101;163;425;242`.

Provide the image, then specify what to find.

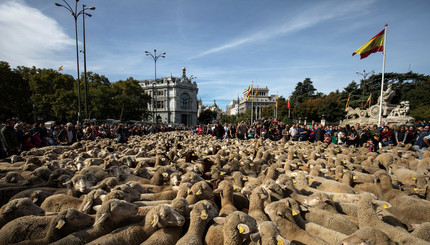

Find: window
181;93;190;109
155;101;164;109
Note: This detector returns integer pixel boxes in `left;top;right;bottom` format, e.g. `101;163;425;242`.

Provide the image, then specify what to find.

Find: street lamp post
356;70;374;107
80;4;95;120
55;0;95;123
145;49;166;125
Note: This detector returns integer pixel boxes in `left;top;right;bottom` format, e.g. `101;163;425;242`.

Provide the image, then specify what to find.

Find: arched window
180;93;190;109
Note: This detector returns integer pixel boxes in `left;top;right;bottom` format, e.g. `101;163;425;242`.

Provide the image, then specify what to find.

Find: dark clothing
1;126;19;156
212;125;225;139
415;132;430;148
57;128;78;145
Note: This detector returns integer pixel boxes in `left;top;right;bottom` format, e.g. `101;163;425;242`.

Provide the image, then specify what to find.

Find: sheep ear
32;197;39;203
94;213;109;226
213;188;222;194
172;186;180;191
276;235;290;245
250;232;261;242
55;219;66;229
99;195;106;202
151;215;159;227
237;224;250;234
82;200;94;212
213;217;225;224
93;205;101;212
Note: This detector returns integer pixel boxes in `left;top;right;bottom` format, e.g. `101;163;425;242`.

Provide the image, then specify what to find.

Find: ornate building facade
139;68;198;126
198;100;224;122
226;86;277;119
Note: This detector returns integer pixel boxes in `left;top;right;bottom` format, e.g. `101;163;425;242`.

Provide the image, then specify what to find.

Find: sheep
112;183;141;202
264;200;328;245
249;221;291;245
411;222;430;242
141;197;191;245
283;197;349;244
186;180;215;205
91;176;120;192
50;199;140;245
9;189;53;206
87;204;185;245
0;208;94;244
247;186;270;224
175;200;218;245
205;211;258;245
339;226;395;245
65;173;97;197
376;172;430;225
0;197;45;228
214;180;238;217
357;193;430;245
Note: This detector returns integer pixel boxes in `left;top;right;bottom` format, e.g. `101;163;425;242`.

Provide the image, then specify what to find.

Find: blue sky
1;0;429;111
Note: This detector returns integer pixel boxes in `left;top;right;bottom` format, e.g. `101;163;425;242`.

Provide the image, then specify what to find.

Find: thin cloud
0;0;74;68
190;0;374;59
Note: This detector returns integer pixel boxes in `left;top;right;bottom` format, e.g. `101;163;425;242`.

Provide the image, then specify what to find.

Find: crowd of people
192;118;430;159
1;117;429;160
0;119;186;159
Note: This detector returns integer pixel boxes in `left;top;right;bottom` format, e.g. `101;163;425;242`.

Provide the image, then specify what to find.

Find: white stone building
197;100;224;122
139;67;198;126
226;86;277;118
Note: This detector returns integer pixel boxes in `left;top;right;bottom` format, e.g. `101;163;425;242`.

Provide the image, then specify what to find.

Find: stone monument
341;85;415;126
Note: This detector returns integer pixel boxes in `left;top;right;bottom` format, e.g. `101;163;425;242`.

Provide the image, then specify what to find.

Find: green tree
198;109;217;124
112;77;150;121
0;62;33;121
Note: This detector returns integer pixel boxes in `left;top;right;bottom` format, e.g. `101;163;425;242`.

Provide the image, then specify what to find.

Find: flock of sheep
0;131;429;245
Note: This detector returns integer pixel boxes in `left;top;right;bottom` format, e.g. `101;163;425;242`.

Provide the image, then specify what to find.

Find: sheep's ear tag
56;219;66;229
250;163;254;167
293;180;297;184
383;203;389;209
309;178;313;182
151;215;159;227
220;172;224;176
353;176;357;180
393;178;397;181
196;189;202;195
342;170;346;173
162;173;169;178
414;188;418;192
233;185;239;190
412;177;417;181
200;210;208;220
292;210;299;216
277;239;284;245
187;189;191;195
237;224;249;234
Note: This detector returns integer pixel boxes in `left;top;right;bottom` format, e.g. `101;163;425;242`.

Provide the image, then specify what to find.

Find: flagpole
251;81;254;125
276;92;278;119
378;24;388;126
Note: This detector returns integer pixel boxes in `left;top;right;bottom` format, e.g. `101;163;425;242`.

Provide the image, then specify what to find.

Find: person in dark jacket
0;119;19;157
212;122;225;140
57;122;78;145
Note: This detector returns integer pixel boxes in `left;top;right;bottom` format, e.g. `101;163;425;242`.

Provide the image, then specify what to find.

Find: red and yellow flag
363;93;371;108
352;29;385;59
345;95;350;109
254;87;258;100
287;96;290;109
246;84;253;102
58;65;63;71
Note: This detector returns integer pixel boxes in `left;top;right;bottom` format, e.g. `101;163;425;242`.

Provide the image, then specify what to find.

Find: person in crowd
338;128;345;144
347;126;358;147
22;133;35;151
395;125;407;145
323;132;331;144
1;119;19;157
57;123;78;145
405;125;417;144
212;122;225;140
298;125;308;141
370;124;381;150
236;122;246;140
331;131;339;144
413;124;430;159
289;124;298;141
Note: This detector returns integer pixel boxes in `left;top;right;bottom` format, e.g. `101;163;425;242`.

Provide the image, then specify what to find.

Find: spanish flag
58;65;63;71
345;95;350;109
363;93;371;108
254;87;258;99
352;29;385;59
288;96;290;109
246;84;253;102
